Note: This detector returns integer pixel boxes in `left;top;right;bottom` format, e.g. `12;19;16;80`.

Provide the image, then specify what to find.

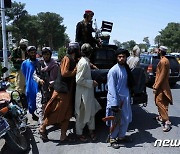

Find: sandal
77;135;88;142
163;123;172;132
153;116;163;123
39;130;48;142
90;132;97;141
110;138;120;149
111;142;120;149
60;137;69;144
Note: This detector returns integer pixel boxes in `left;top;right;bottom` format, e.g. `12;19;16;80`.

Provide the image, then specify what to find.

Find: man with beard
33;47;59;124
39;43;79;142
106;49;134;149
75;10;100;48
21;46;39;121
153;46;173;132
11;39;28;108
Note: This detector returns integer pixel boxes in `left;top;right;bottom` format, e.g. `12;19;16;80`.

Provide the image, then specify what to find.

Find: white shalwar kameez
75;57;101;135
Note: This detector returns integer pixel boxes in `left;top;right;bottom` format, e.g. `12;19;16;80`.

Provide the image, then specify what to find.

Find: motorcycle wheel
4;128;28;152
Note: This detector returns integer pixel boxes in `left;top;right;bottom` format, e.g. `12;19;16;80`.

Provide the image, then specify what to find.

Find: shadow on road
49;104;180;147
48;106;160;146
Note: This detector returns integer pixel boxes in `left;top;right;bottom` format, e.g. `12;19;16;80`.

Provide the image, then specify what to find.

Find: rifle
94;19;101;39
102;109;122;133
102;101;124;143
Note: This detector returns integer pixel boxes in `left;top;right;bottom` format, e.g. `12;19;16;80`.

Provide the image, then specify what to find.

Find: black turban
115;49;130;57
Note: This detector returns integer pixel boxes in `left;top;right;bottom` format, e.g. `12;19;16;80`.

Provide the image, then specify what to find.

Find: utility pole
1;0;8;77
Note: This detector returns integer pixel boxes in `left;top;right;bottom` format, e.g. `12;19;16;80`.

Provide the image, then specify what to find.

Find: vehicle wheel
4;128;28;152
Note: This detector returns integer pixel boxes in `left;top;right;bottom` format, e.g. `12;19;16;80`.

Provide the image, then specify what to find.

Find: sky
16;0;180;45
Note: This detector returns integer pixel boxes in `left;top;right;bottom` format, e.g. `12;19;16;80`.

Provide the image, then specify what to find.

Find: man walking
106;49;134;149
153;46;173;132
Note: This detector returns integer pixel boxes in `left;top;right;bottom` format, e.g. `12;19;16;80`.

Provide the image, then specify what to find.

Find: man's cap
69;42;80;49
19;39;28;46
115;49;130;57
81;43;93;53
133;45;140;52
159;46;168;52
27;46;36;52
42;47;52;52
85;10;94;15
67;42;80;54
132;45;140;56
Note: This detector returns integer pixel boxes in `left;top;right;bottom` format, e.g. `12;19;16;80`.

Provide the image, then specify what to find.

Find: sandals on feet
163;123;172;132
90;132;97;141
110;138;120;149
77;135;88;142
111;142;120;149
39;130;48;142
154;116;163;123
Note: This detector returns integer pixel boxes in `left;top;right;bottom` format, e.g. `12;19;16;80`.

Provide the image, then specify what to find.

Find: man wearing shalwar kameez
75;43;101;142
153;46;173;132
106;49;134;149
21;46;39;120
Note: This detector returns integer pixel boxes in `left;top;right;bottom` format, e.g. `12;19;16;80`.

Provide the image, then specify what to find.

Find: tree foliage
37;12;66;49
158;22;180;52
113;40;122;48
1;1;68;50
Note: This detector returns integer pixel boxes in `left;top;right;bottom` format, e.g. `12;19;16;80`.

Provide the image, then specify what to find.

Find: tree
158;22;180;52
37;12;66;50
2;2;68;50
154;35;161;47
128;40;136;50
121;40;136;51
5;1;29;43
113;40;122;48
143;37;150;49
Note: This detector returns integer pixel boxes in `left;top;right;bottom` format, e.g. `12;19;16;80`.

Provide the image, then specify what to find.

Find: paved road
1;81;180;154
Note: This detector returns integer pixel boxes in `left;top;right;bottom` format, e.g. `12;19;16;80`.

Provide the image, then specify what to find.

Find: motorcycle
0;67;28;152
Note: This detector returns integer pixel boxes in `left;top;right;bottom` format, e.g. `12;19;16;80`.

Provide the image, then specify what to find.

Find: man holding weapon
75;10;101;49
104;49;134;149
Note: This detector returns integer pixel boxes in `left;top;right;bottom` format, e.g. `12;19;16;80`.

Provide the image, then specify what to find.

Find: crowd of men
9;9;173;149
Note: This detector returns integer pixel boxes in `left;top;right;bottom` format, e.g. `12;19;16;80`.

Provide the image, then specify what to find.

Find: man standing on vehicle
11;39;28;108
106;49;134;149
153;46;173;132
75;10;100;48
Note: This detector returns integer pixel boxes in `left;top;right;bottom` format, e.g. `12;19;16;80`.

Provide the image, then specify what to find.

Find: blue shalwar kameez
106;63;132;138
21;59;39;114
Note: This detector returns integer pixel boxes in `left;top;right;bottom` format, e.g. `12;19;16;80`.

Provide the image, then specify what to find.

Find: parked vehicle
91;45;148;108
140;54;180;86
169;52;180;64
0;67;28;152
